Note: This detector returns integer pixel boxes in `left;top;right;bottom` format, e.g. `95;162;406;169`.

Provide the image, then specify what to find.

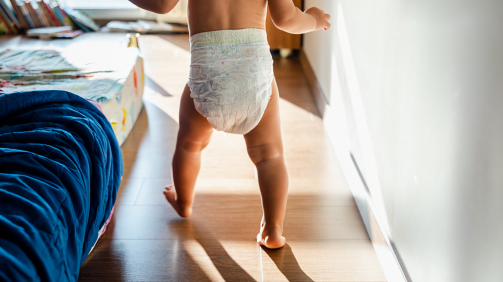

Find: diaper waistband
189;28;268;47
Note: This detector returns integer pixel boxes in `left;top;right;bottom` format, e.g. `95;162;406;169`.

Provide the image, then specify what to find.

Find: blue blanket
0;91;122;281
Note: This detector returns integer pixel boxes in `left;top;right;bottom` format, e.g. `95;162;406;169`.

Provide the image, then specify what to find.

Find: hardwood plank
115;178;144;206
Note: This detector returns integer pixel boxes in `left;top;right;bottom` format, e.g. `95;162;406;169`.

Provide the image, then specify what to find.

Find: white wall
303;0;503;281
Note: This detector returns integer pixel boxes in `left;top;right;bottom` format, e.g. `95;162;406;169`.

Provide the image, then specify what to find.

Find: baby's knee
247;143;283;165
178;138;210;153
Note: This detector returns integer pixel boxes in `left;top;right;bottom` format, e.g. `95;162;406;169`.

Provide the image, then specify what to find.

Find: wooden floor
78;34;387;282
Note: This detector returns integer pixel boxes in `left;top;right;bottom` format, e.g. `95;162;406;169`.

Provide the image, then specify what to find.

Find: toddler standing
129;0;330;249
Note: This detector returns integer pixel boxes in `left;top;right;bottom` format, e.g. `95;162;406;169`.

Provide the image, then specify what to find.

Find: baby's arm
128;0;179;14
268;0;330;34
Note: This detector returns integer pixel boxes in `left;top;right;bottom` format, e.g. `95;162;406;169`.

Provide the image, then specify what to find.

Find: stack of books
26;26;83;39
103;20;189;34
0;0;99;35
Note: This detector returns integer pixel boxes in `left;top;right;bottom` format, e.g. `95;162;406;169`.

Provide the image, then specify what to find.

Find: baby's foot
257;223;286;249
163;185;192;218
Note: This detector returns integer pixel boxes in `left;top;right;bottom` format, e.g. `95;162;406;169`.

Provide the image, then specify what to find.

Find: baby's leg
244;78;288;249
164;84;214;218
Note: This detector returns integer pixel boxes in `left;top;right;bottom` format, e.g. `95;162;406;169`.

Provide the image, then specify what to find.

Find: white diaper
188;28;274;134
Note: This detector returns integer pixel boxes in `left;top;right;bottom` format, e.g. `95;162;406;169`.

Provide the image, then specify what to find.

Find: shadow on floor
263;244;315;282
81;218;318;282
170;219;256;282
145;75;172;97
119;100;179;179
272;54;322;118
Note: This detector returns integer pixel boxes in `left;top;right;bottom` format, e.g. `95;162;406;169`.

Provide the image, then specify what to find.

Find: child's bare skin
129;0;330;249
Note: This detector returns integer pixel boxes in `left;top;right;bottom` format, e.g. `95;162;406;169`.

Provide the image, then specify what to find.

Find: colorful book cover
0;0;21;27
38;1;53;26
24;2;38;27
19;3;35;29
42;1;58;26
0;10;12;34
51;3;64;25
27;1;42;27
2;0;23;32
63;7;99;32
0;11;9;34
56;6;73;27
9;0;27;30
0;0;20;32
34;2;49;26
0;3;14;33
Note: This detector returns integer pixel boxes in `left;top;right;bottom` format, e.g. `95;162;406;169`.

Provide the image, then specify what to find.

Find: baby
129;0;330;249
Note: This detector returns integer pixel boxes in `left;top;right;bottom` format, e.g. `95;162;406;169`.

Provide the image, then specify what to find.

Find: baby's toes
163;186;177;205
163;186;192;218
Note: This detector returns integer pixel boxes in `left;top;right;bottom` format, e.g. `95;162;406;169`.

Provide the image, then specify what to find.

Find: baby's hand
305;7;331;31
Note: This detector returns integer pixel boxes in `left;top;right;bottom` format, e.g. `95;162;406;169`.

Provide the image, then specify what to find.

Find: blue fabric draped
0;90;122;281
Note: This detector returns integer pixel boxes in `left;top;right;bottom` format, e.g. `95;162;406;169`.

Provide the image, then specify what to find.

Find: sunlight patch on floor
183;239;226;281
143;89;181;123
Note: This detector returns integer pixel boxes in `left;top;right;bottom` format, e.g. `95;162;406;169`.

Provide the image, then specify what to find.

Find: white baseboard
299;51;410;282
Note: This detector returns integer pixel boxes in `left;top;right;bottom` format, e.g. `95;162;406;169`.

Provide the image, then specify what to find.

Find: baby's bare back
188;0;268;35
